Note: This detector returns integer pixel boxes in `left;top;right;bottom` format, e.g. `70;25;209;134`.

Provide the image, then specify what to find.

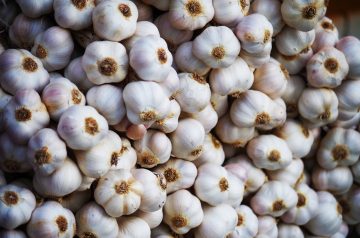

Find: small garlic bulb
281;183;319;225
27;128;67;176
336;36;360;80
194;133;225;167
54;0;95;30
267;158;305;187
134;130;172;168
194;204;238;238
170;118;205;161
151;99;181;134
312;17;339;52
193;26;240;68
335;79;360;120
227;205;258;238
109;137;137;171
281;75;306;118
117;216;151;238
0;184;36;229
306;47;349;88
27;201;76;238
82;41;128;84
250;181;297;217
94;169;143;217
211;92;228;118
3;89;49;145
164;189;203;234
123;21;160;51
76;202;119;238
0;230;27;238
153;158;197;194
273;47;314;75
133;209;163;229
235;13;273;54
312;166;353;195
275;26;315;56
64;57;95;92
169;0;214;30
92;0;138;41
210;57;254;97
15;0;53;18
31;26;74;71
213;0;249;26
0;49;49;95
256;216;278;238
277;224;304;238
251;0;284;36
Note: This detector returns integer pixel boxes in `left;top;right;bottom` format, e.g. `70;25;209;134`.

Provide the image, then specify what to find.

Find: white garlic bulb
123;21;160;51
117;216;151;238
256;216;278;238
134;209;163;229
109;137;137;171
227;205;258;238
0;184;36;229
335;79;360;120
76;201;119;238
0;49;49;95
278;224;304;238
92;0;138;41
267;158;305;187
281;75;306;118
151;99;181;134
94;169;143;217
193;26;240;68
186;103;218;133
0;230;27;238
312;17;339;52
153;158;197;194
251;0;284;36
15;0;53;18
27;201;76;238
157;68;180;98
213;0;249;26
273;47;314;75
82;41;128;84
312;166;353;195
77;175;96;192
336;36;360;80
211;92;228;118
64;57;95;92
194;133;225;167
164;189;203;234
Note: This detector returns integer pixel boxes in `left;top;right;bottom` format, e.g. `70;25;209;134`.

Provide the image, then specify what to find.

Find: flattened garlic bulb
312;166;353;195
151;99;181;134
227;205;258;238
251;0;284;36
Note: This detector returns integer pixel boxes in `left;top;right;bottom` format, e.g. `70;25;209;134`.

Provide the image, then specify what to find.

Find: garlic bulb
131;0;153;21
123;81;171;126
164;189;203;234
256;216;278;238
109;137;137;171
153;158;197;194
134;130;172;168
141;0;169;11
124;21;160;51
275;26;315;56
169;0;214;30
251;0;284;36
94;169;143;217
305;191;342;237
213;0;249;26
132;169;167;212
57;190;91;213
157;68;180;98
27;128;67;175
298;88;339;127
27;201;76;238
3;89;49;144
210;57;254;97
64;57;95;92
312;17;339;52
134;209;163;229
251;181;297;217
54;0;95;30
33;158;82;198
0;230;27;238
117;216;150;238
352;160;360;183
194;133;225;167
15;0;53;18
273;47;314;75
281;183;319;225
312;166;353;195
185;103;218;133
281;75;306;118
336;36;360;80
92;0;138;41
339;186;360;223
0;49;49;95
335;80;360;120
193;26;240;68
239;41;272;69
77;175;96;192
267;158;305;187
86;84;126;125
170;118;205;161
151;99;181;134
130;35;173;82
228;205;258;238
278;224;304;238
194;204;238;238
82;41;128;84
31;26;74;71
76;202;119;238
281;0;327;32
0;184;36;229
235;14;273;54
307;47;349;88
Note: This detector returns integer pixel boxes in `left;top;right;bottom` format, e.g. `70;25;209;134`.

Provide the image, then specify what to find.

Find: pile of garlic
0;0;360;237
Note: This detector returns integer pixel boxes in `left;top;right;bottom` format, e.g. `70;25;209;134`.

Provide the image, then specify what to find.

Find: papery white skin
131;0;153;21
33;158;82;198
211;92;228;118
336;36;360;80
151;99;181;134
4;89;49;144
57;105;109;150
86;84;126;125
153;158;197;194
250;181;297;217
335;79;360;120
194;133;225;167
169;0;214;31
94;169;143;217
251;0;284;35
255;216;278;238
193;26;240;68
151;223;185;238
210;57;254;96
312;166;353;195
27;201;76;238
331;222;349;238
305;191;342;237
164;189;203;234
134;209;163;229
332;112;360;129
42;77;85;121
239;42;272;69
157;68;180;98
9;14;53;49
338;186;360;224
170;118;205;161
142;0;169;11
123;21;160;51
92;0;138;41
76;201;119;238
72;28;101;48
273;47;314;75
57;190;91;213
228;205;258;238
312;17;339;52
109;137;137;171
213;0;249;26
267;158;305;187
186;103;218;133
281;183;319;225
0;230;27;238
0;184;36;229
194;204;237;238
77;175;95;192
307;47;349;88
64;57;95;92
54;0;95;30
82;41;128;84
15;0;53;18
0;49;49;95
31;26;74;71
281;0;327;32
0;86;11;132
278;224;304;238
130;35;173;82
224;163;248;188
27;128;67;175
281;75;306;118
352;160;360;183
116;216;150;238
275;26;315;56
